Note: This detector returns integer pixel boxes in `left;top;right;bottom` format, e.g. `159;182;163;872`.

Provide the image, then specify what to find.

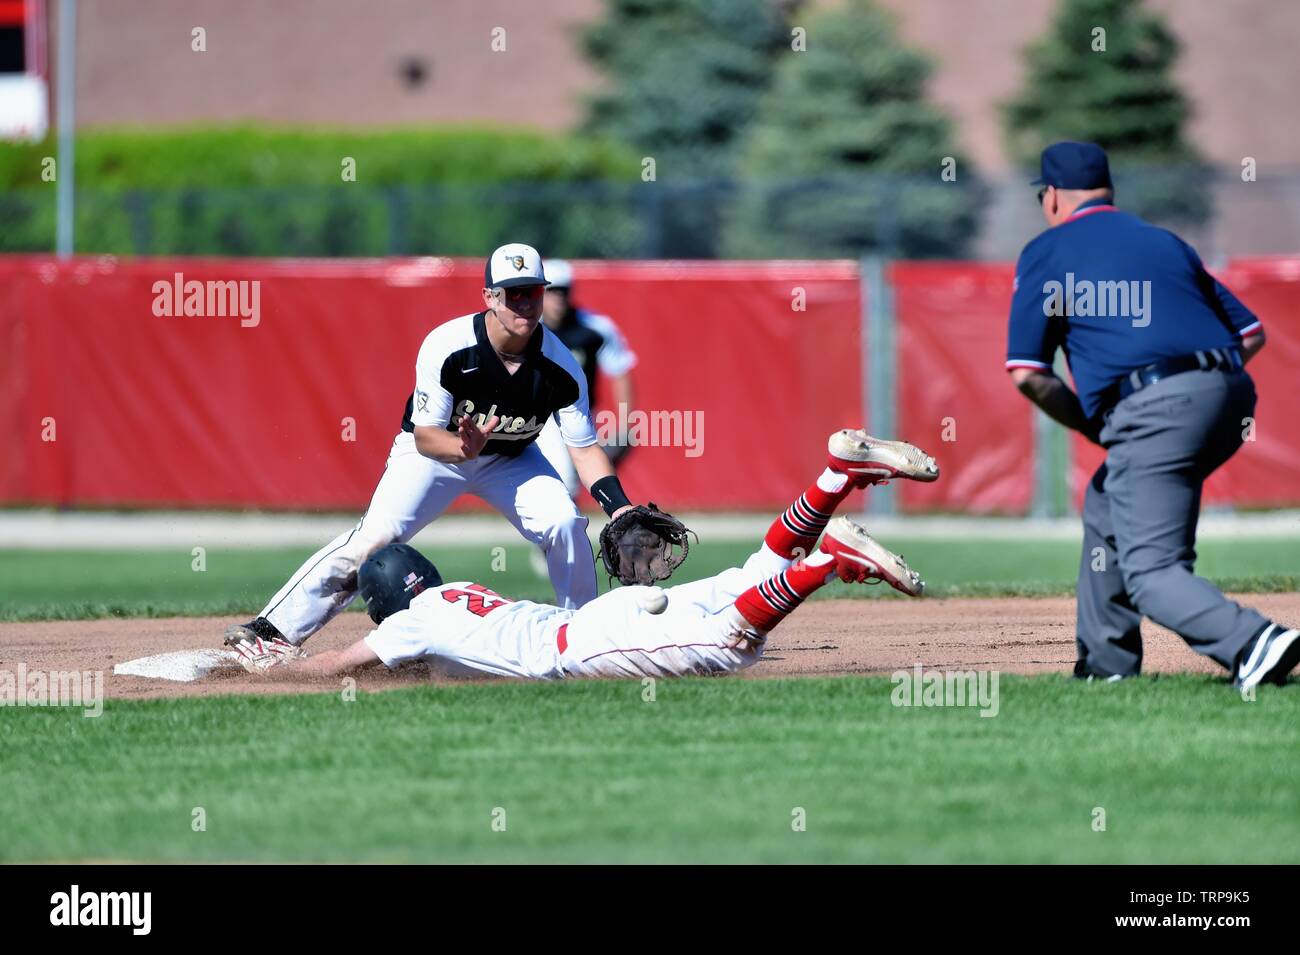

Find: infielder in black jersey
224;243;641;672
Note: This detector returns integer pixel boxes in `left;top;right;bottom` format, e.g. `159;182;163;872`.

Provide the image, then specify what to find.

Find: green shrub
0;125;643;256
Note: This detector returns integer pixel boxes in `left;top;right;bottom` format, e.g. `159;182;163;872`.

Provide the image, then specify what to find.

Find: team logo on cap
508;255;526;271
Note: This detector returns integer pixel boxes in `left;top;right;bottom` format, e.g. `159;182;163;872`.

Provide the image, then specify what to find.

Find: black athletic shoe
223;616;281;644
1235;624;1300;691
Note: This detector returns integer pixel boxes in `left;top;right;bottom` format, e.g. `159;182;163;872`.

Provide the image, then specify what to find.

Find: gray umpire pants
1075;368;1270;677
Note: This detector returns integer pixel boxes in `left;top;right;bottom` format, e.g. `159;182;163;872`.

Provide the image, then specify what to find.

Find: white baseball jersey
364;548;792;681
366;581;570;679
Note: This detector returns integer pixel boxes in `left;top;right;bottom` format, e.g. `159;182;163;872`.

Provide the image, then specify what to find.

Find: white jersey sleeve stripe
409;315;477;429
541;331;599;448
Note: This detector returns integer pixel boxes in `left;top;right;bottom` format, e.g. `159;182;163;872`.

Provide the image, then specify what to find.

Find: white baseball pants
558;546;793;679
535;416;581;497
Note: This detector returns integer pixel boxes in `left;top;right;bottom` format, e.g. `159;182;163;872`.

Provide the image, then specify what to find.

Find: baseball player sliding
255;429;940;681
225;243;653;672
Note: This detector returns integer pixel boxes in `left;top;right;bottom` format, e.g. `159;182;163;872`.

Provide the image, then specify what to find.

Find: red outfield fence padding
0;257;862;511
2;255;1298;513
891;262;1033;515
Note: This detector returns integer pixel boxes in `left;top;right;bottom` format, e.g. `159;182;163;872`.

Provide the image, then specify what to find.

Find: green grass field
4;534;1298;863
3;675;1296;863
3;535;1298;620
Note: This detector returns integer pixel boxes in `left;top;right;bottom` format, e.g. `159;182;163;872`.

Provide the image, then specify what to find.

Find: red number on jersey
441;583;513;618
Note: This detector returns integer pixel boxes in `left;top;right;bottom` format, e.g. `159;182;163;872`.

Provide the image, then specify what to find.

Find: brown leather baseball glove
598;503;693;586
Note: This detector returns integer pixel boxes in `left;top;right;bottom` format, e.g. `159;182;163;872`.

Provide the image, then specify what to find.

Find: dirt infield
5;592;1297;701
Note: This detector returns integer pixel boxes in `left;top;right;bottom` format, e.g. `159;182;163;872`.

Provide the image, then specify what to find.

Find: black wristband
591;475;632;517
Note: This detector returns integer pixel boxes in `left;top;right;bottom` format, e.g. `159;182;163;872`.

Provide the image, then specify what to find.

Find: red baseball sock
733;552;837;633
764;469;854;559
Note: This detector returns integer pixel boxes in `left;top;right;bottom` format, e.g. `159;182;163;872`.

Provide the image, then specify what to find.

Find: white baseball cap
543;258;574;289
484;243;550;289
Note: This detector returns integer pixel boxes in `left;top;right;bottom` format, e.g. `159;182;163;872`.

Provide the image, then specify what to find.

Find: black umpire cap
1032;141;1113;190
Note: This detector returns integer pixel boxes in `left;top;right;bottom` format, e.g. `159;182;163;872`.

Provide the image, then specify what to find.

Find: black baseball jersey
401;311;598;458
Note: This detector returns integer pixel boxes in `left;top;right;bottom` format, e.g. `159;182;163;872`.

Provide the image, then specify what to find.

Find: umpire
1006;141;1298;691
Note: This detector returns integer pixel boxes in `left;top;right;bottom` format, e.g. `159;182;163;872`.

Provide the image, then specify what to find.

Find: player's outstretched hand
459;414;500;460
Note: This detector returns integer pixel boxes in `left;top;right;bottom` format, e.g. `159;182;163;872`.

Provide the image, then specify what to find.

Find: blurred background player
531;258;640;578
536;258;638;496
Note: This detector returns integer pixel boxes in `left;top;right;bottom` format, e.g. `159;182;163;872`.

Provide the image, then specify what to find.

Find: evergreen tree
1003;0;1210;225
583;0;790;178
723;0;981;259
581;0;792;256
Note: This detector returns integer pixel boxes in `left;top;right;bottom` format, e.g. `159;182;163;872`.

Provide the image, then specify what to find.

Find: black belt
1115;347;1244;402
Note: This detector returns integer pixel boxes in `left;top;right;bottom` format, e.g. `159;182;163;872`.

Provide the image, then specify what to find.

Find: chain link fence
3;167;1298;260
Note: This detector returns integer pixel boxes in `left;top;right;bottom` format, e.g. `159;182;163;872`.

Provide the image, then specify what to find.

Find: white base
114;648;241;683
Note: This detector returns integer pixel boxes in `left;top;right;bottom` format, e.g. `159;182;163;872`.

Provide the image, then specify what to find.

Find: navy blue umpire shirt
1006;199;1263;419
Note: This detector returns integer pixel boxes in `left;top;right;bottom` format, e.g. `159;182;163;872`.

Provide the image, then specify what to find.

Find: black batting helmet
358;543;442;624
